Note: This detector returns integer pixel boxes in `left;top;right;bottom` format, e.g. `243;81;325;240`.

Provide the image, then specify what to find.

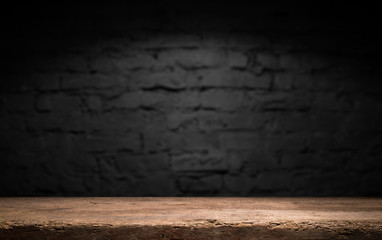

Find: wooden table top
1;197;382;239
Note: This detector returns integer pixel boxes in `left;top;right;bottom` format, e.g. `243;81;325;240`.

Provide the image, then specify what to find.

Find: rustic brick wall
1;3;381;196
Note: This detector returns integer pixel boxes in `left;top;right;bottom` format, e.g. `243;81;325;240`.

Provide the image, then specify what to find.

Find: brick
223;112;268;130
89;51;158;73
171;151;226;172
1;75;32;92
249;91;311;111
107;91;200;110
280;153;342;170
106;92;143;110
318;153;351;170
225;151;245;173
224;174;253;195
129;34;200;49
4;94;34;113
339;74;365;93
178;174;223;194
255;171;291;191
143;112;168;130
292;74;314;90
97;155;120;179
30;73;61;91
58;54;89;72
1;149;40;171
89;56;120;73
280;153;312;170
313;71;341;91
233;35;271;49
187;69;272;89
26;113;78;132
169;131;219;152
131;172;177;196
158;49;226;69
0;96;4;112
26;111;146;133
199;33;231;48
273;73;294;90
267;133;307;152
166;111;199;130
290;171;320;195
346;154;382;172
113;154;147;178
42;133;75;154
51;94;81;113
140;153;170;173
280;53;331;72
166;111;268;132
61;73;125;90
132;70;188;89
257;52;279;69
311;112;342;132
245;92;289;110
107;91;171;110
34;94;52;112
242;150;278;174
58;175;88;195
246;73;273;89
279;54;301;71
167;111;219;131
95;177;132;196
228;72;272;89
90;111;147;134
199;90;244;111
313;172;359;195
341;113;381;132
218;112;267;130
108;149;170;176
353;94;382;113
359;173;382;195
308;132;337;150
336;133;372;150
288;91;313;110
174;91;200;109
142;130;169;152
81;175;103;195
291;171;358;196
336;93;356;112
312;92;338;111
272;113;312;132
73;134;141;153
34;53;89;73
219;131;261;150
0;114;25;131
196;112;228;130
66;154;98;175
143;130;219;153
85;95;103;111
227;50;247;68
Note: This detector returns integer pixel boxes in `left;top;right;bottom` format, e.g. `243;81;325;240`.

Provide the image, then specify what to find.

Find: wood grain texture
1;197;382;239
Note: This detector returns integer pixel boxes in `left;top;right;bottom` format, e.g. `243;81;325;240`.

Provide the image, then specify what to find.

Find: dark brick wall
1;3;382;196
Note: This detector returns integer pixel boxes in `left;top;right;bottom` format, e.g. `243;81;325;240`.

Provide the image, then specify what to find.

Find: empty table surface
1;197;382;239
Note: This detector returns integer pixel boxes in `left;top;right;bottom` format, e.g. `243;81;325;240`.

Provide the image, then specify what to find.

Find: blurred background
1;2;381;196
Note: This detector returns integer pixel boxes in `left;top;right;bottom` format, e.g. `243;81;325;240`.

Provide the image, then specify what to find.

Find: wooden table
1;197;382;239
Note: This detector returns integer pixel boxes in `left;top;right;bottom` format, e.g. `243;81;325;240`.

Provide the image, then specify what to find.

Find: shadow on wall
1;3;382;196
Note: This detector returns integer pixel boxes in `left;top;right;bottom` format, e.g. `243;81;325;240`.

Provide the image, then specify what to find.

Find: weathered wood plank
1;197;381;239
